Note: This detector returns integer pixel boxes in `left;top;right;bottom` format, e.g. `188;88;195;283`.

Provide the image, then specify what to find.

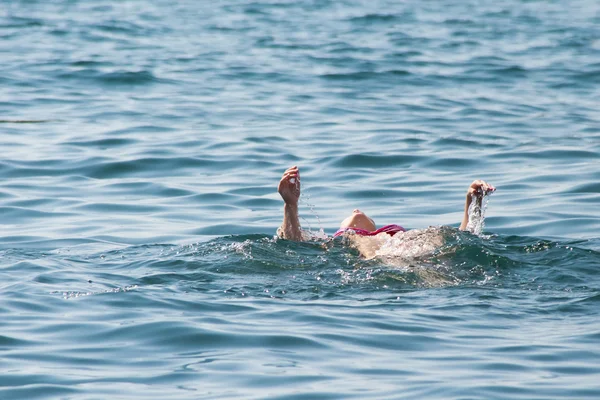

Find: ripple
319;70;411;81
64;138;139;148
57;69;168;86
568;183;600;194
347;13;400;23
2;0;600;398
332;153;423;168
82;157;236;178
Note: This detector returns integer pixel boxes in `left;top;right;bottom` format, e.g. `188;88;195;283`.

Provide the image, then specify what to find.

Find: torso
345;227;445;261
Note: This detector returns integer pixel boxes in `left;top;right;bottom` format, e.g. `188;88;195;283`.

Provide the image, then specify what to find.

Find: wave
57;69;169;86
319;70;411;81
18;230;594;302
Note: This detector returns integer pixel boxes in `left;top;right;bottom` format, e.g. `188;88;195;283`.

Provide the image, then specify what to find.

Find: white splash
375;227;445;260
466;192;493;236
298;185;328;240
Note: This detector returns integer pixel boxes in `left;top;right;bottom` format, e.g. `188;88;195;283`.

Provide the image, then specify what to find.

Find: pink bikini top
333;224;406;238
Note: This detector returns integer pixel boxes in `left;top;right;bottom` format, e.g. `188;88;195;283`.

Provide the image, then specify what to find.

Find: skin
339;209;376;231
277;166;303;241
459;179;495;231
277;166;495;242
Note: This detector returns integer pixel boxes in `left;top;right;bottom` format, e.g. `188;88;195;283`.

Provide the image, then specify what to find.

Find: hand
467;180;495;198
278;166;301;205
460;179;495;231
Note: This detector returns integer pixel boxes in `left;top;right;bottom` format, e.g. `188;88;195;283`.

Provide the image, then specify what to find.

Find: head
340;209;376;232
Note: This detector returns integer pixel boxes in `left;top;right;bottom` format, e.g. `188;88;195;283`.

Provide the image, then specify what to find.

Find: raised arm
277;166;303;241
460;180;495;231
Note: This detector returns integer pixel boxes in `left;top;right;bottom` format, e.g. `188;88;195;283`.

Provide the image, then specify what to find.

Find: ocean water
1;0;600;398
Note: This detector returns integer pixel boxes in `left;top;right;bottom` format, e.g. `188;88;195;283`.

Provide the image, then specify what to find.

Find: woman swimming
276;166;495;257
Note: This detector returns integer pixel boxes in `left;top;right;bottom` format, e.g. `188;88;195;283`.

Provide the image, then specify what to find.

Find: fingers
469;180;496;196
281;166;300;184
284;166;299;176
278;166;301;197
479;181;495;193
278;166;301;204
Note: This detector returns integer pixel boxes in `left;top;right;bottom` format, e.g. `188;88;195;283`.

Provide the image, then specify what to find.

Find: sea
1;0;600;398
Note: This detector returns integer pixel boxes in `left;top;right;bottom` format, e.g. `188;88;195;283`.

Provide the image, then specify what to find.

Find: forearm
459;194;482;231
459;197;470;230
278;203;303;241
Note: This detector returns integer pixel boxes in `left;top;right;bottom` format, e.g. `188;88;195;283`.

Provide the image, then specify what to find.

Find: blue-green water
2;0;600;398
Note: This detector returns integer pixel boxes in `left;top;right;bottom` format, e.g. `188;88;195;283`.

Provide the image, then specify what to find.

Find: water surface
1;0;600;398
